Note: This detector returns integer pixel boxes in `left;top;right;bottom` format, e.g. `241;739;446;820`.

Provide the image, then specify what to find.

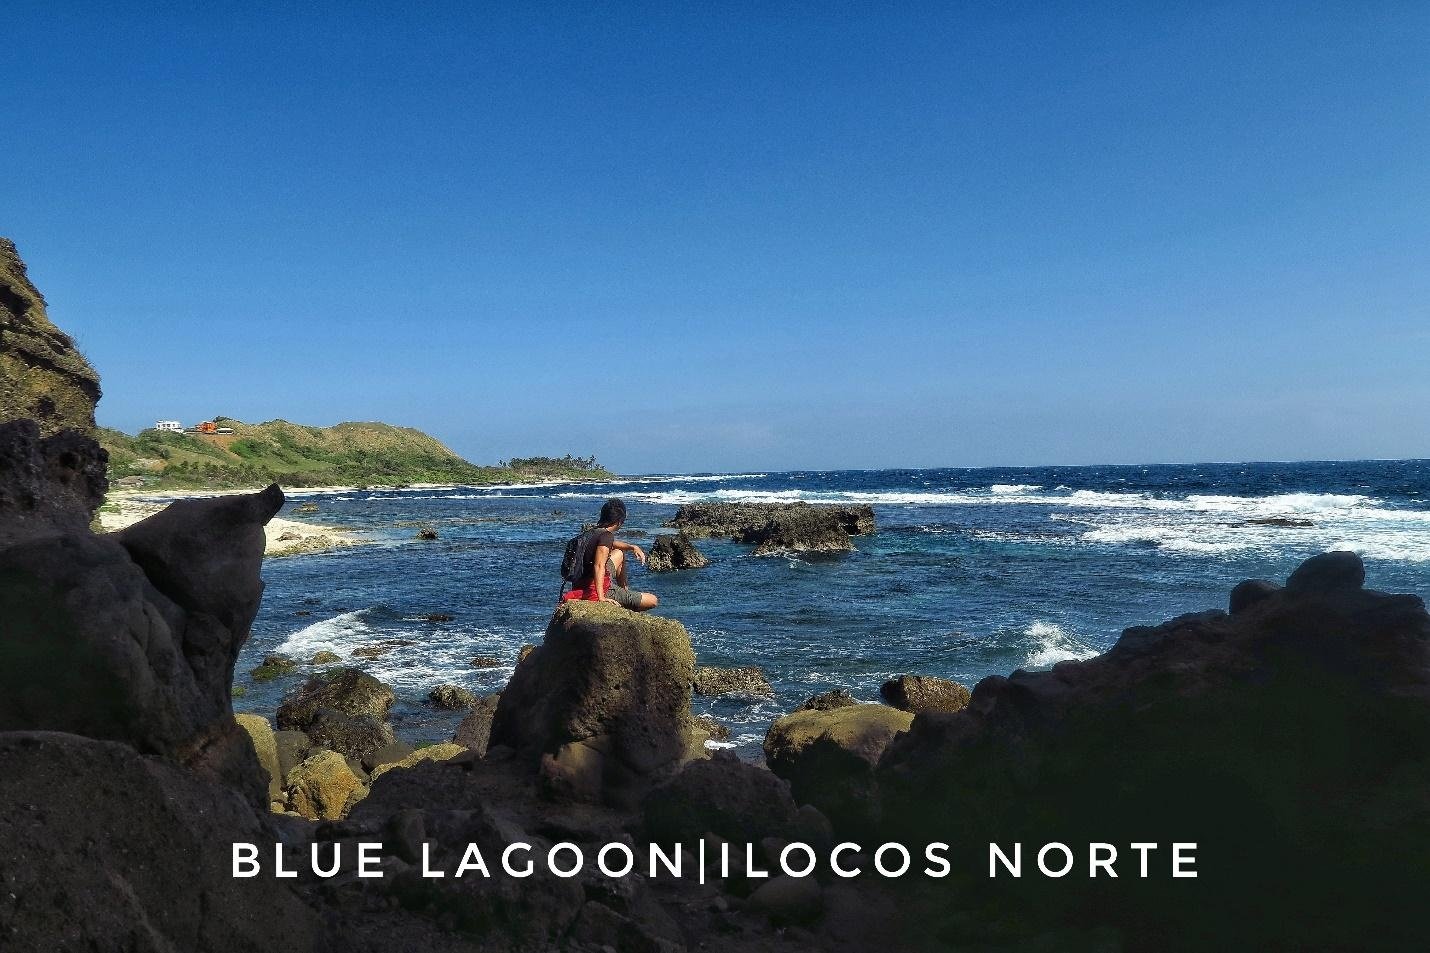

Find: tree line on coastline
99;418;612;490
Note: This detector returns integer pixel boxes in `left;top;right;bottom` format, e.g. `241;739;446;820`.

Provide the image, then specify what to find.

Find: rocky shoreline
4;417;1429;951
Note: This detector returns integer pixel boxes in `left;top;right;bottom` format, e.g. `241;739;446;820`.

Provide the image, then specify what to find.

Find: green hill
99;417;612;490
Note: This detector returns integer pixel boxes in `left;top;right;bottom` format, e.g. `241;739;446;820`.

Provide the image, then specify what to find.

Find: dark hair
598;498;627;527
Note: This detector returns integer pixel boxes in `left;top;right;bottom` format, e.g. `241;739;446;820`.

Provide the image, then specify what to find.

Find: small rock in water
693;665;774;697
795;689;859;712
424;612;454;623
311;650;341;665
251;653;298;681
693;713;731;741
351;639;415;659
428;684;478;711
415;527;439;540
469;655;502;668
880;674;971;714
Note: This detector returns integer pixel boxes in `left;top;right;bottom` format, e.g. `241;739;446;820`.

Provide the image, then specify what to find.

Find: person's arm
612;539;647;565
592;543;613;601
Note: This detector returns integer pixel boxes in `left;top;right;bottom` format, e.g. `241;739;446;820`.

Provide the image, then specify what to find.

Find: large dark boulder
876;551;1430;951
0;731;323;951
647;532;710;572
0;422;283;799
663;501;875;554
763;704;913;835
488;601;701;807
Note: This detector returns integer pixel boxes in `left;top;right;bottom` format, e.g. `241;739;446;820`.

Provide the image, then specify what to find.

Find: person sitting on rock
561;498;658;611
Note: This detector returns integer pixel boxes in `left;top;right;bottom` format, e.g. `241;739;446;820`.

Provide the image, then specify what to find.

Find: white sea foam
990;484;1042;494
275;608;537;692
1022;622;1099;669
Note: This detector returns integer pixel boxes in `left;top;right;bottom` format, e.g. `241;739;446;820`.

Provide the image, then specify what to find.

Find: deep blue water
227;461;1430;754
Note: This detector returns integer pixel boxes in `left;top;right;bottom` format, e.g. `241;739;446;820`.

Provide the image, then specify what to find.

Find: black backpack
560;528;599;585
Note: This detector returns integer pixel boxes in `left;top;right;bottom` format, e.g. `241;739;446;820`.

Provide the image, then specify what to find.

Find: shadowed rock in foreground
875;550;1430;951
0;732;323;950
4;412;1427;953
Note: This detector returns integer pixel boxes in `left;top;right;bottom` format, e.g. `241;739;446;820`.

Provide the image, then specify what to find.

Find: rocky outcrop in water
879;674;971;714
693;664;775;697
489;601;705;807
876;550;1430;951
664;501;875;554
648;532;711;571
0;238;101;435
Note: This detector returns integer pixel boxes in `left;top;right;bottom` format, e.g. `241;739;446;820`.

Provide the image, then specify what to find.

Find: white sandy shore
99;491;369;557
99;475;615;556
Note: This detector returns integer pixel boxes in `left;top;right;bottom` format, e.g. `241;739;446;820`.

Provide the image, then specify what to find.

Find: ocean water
229;461;1430;755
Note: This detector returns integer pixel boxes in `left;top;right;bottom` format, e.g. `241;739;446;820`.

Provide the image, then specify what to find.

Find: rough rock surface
877;551;1430;951
763;704;914;834
285;748;366;819
428;682;478;710
489;601;700;807
693;664;775;697
0;419;108;544
879;674;971;714
369;741;466;781
235;712;283;802
643;752;801;843
664;501;875;554
647;532;710;572
277;667;397;728
451;692;500;755
0;238;101;435
0;423;283;799
305;706;395;766
666;501;876;538
795;688;860;712
0;731;323;950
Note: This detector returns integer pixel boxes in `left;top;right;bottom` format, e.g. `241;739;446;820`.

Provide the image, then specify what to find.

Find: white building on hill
154;420;183;432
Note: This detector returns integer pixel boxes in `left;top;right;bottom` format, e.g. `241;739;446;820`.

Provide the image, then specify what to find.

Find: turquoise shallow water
222;461;1430;754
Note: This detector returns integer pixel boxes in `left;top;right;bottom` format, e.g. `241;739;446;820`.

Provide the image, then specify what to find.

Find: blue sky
5;2;1428;473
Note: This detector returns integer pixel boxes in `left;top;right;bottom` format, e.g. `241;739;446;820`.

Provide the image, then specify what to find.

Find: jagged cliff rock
0;418;284;798
0;238;101;434
876;551;1430;951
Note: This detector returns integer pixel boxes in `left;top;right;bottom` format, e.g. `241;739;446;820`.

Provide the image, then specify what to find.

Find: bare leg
610;550;628;588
